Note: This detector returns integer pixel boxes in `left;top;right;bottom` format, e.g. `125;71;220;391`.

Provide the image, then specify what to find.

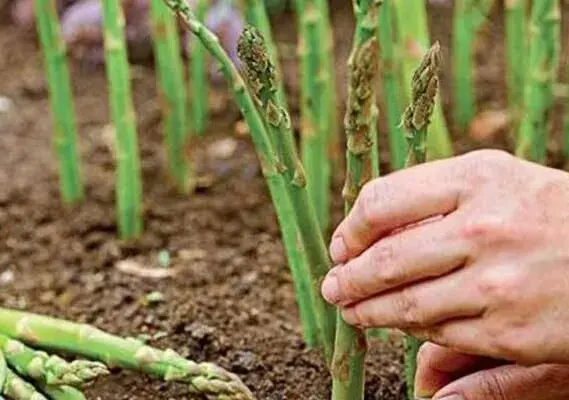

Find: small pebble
0;96;14;114
0;270;14;285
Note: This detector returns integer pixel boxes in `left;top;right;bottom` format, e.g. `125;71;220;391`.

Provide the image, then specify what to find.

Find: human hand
321;150;569;364
415;342;569;400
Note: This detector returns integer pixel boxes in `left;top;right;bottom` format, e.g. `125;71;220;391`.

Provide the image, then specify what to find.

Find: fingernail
329;235;347;263
321;272;340;304
435;395;463;400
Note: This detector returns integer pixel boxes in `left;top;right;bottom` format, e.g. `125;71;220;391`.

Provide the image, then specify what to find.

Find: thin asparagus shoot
378;0;406;170
295;0;331;233
3;366;48;400
40;385;86;400
393;0;452;160
101;0;143;239
163;0;336;359
401;43;441;399
0;308;255;400
515;0;560;163
150;0;193;192
33;0;83;204
243;0;288;108
189;0;209;136
0;333;108;387
331;1;381;398
237;25;337;360
453;0;493;130
505;0;527;133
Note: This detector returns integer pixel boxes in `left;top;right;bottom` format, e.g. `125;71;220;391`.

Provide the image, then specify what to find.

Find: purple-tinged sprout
186;0;244;80
60;0;152;64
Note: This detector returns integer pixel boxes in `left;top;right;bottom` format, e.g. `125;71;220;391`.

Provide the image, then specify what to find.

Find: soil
0;1;569;399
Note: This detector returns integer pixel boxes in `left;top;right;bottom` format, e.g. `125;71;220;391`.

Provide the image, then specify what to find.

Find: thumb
433;363;569;400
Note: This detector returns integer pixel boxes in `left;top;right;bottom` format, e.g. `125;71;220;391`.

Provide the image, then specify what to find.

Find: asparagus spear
401;43;441;399
150;0;192;193
515;0;560;163
393;0;452;160
189;0;209;136
453;0;493;130
0;308;254;400
3;367;47;400
378;0;406;170
0;334;108;387
243;0;288;108
295;0;331;233
0;348;6;393
101;0;143;239
331;2;381;398
40;385;86;400
33;0;83;204
505;0;527;133
237;26;336;360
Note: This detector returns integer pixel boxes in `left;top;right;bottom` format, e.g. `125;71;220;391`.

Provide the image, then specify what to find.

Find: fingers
329;157;466;263
433;363;569;400
340;268;484;328
321;214;469;306
415;343;495;398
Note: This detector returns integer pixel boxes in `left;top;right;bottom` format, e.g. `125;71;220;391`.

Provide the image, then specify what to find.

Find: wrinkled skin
11;0;244;69
321;150;569;399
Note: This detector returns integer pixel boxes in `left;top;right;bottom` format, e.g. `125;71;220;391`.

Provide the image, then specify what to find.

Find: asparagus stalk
101;0;143;239
237;26;336;360
453;0;493;131
401;43;441;399
515;0;560;163
150;0;192;193
378;0;406;170
189;0;209;136
40;385;86;400
393;0;452;160
33;0;83;204
0;334;108;387
235;24;319;347
0;308;254;400
505;0;527;132
0;348;6;393
3;367;48;400
295;0;331;233
331;2;381;398
243;0;288;108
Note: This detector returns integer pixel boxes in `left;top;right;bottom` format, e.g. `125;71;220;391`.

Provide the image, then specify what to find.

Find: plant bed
0;1;569;399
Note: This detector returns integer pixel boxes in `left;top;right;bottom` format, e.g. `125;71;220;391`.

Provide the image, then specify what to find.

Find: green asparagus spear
453;0;493;130
0;334;108;387
150;0;193;192
401;43;441;399
101;0;143;239
0;348;6;393
40;385;86;400
295;0;331;233
33;0;83;204
237;26;336;360
3;367;47;400
505;0;527;133
515;0;560;163
189;0;209;136
0;308;254;400
378;0;406;170
393;0;452;160
331;2;381;399
243;0;288;108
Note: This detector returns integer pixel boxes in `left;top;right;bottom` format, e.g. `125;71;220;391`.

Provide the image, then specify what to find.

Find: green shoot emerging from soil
401;42;441;399
189;0;210;136
101;0;143;239
150;0;192;193
33;0;83;204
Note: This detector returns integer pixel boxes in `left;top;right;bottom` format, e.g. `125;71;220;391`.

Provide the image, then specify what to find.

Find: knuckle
394;288;422;326
358;180;388;226
460;150;513;190
477;268;526;305
349;303;370;327
476;371;509;400
371;243;401;288
461;216;511;247
336;262;365;300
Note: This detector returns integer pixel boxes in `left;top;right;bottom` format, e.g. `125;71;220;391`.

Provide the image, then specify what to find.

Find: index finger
329;157;466;264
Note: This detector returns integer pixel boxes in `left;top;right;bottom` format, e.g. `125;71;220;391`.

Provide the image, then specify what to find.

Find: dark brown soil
0;1;569;399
